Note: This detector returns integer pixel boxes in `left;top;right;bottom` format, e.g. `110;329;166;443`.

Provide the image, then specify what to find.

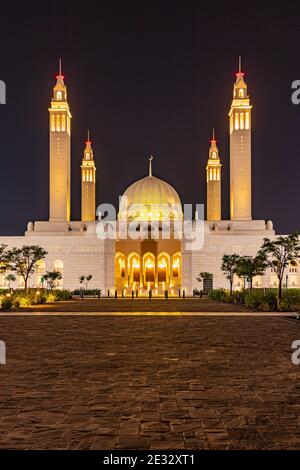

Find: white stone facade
0;217;295;295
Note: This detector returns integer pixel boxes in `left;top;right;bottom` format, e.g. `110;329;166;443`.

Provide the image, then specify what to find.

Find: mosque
0;61;297;294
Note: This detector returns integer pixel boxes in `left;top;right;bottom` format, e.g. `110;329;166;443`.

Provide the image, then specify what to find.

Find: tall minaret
49;60;72;221
229;57;252;220
206;129;222;221
81;131;96;222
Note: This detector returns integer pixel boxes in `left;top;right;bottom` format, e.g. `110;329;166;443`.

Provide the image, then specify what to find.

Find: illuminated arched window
56;115;60;132
127;253;141;285
36;260;45;287
143;253;155;285
213;168;216;180
157;254;170;283
51;115;55;132
56;91;62;100
61;114;66;132
217;168;220;181
235;113;239;130
239;89;244;98
115;254;126;278
53;260;63;274
240;113;244;130
289;260;298;273
245;112;250;130
172;254;181;278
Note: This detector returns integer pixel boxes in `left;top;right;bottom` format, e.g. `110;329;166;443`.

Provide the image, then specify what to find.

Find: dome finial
148;155;153;176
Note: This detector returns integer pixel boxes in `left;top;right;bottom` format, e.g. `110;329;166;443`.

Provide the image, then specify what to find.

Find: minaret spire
229;58;252;221
206;130;222;221
81;132;96;221
49;63;71;222
148;155;153;177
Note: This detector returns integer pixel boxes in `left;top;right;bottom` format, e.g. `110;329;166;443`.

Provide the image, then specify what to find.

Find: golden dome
118;172;182;222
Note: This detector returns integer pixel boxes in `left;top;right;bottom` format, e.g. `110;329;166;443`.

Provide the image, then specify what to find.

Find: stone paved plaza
0;314;300;449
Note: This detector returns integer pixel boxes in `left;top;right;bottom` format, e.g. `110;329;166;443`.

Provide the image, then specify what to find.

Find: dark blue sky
0;1;299;234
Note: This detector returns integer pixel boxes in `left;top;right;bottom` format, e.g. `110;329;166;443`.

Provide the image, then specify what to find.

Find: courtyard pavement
0;314;300;449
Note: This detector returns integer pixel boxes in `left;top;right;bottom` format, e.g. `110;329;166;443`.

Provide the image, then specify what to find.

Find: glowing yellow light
235;113;239;130
158;258;167;269
173;258;180;269
145;258;154;269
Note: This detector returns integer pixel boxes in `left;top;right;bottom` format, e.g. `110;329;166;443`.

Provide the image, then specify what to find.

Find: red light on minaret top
235;55;244;77
85;130;92;145
210;128;217;144
56;58;65;80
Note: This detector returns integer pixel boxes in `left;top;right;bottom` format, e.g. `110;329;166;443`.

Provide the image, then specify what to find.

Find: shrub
12;297;20;309
18;295;31;308
280;290;300;311
45;292;57;303
210;288;279;311
209;288;229;302
1;297;13;311
71;288;100;296
13;289;47;308
54;289;72;301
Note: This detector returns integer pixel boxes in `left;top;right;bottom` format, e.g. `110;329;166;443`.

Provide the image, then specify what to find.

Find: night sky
0;1;300;235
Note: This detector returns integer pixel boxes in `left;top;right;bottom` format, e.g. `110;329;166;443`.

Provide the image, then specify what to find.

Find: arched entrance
143;252;155;290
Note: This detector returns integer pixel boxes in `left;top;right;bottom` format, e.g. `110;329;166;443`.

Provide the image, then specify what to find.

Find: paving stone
0;315;300;449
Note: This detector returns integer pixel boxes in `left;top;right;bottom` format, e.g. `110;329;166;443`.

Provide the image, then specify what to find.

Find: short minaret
49;60;72;221
206;129;222;221
81;131;96;222
229;57;252;220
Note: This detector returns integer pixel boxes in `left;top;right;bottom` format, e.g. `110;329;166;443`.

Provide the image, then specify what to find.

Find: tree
8;245;48;291
196;272;213;292
221;254;240;295
258;232;300;304
0;244;8;274
236;254;268;291
4;273;16;289
79;274;93;290
44;271;62;290
196;272;213;282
